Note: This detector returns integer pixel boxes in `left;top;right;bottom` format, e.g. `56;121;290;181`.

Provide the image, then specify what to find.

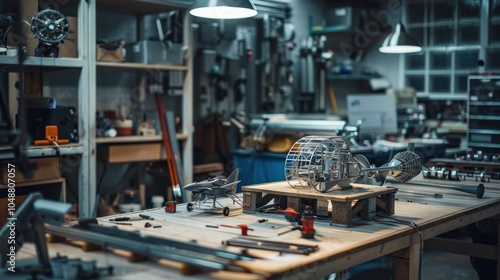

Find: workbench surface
93;181;500;279
13;181;500;279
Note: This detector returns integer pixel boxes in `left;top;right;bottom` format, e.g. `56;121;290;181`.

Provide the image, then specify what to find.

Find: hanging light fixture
379;22;422;54
189;0;258;19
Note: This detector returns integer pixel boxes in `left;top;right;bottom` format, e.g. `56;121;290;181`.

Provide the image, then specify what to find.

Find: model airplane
184;168;242;216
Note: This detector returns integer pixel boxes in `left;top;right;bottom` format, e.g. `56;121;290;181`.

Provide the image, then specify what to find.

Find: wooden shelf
95;134;188;144
0;56;84;70
0;143;83;160
97;61;188;71
97;0;191;14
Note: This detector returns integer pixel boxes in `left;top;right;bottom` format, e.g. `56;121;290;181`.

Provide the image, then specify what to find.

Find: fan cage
31;9;70;44
284;136;350;190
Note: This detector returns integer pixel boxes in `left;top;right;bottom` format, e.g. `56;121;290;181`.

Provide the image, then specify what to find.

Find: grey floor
421;250;479;280
335;233;482;280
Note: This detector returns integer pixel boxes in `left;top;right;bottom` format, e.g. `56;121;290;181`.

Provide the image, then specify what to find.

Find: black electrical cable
375;214;423;280
51;140;78;202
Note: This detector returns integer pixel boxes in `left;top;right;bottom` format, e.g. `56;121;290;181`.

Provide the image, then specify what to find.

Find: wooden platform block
113;249;147;263
46;233;66;243
82;241;103;252
242;181;397;227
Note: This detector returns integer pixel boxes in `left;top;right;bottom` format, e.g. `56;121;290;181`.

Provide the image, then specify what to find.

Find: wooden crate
0;178;66;226
242;181;397;227
1;157;60;184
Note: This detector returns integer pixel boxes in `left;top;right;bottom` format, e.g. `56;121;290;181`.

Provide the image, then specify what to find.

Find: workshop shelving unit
0;0;91;215
90;0;194;212
467;75;500;155
1;0;193;218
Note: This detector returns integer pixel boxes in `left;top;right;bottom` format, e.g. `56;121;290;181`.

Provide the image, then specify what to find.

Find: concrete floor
421;250;479;280
334;240;481;280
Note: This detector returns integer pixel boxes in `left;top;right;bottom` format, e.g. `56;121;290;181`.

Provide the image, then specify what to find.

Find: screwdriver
109;217;142;222
139;214;155;220
278;226;301;236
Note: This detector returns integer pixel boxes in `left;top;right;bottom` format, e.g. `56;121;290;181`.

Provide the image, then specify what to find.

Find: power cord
51;140;78;203
51;140;61;175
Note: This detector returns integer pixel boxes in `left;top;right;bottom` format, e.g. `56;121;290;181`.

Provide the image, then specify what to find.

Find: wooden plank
97;143;161;163
95;134;188;144
243;181;397;226
242;181;397;202
425;237;498;260
1;157;60;184
97;61;188;71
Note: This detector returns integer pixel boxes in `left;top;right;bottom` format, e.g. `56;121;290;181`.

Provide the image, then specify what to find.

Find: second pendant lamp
189;0;258;19
379;22;422;54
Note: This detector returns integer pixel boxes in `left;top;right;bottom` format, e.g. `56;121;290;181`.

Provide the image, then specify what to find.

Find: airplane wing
220;181;241;189
225;168;239;184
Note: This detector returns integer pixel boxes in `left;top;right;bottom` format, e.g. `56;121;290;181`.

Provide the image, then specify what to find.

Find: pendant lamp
189;0;258;19
379;22;422;54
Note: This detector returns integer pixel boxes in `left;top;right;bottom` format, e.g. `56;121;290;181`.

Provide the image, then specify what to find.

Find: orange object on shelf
34;125;70;145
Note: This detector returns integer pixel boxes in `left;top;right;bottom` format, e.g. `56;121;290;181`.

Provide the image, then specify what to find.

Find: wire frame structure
284;136;355;192
387;151;422;183
31;9;69;44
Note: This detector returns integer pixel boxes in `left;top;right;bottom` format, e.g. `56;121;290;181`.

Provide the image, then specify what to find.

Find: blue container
231;149;287;191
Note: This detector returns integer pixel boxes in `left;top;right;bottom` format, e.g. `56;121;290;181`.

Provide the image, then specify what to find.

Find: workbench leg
287;196;300;213
316;200;329;217
380;191;395;215
392;243;421;280
243;192;259;213
331;201;352;226
497;219;500;280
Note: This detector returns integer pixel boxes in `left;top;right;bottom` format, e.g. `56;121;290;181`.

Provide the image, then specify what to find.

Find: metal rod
45;223;257;273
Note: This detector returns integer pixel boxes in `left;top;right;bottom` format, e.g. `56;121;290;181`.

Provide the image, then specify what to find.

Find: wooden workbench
4;179;488;279
13;181;500;279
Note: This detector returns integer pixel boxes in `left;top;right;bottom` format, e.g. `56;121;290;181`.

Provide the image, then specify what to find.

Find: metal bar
223;237;319;255
155;94;179;201
45;223;257;273
166;111;185;198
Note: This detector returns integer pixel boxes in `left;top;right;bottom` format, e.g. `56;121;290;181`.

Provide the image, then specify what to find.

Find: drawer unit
97;143;162;163
468;76;500;154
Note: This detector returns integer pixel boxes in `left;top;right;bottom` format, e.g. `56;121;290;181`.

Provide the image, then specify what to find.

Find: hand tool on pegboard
154;93;183;203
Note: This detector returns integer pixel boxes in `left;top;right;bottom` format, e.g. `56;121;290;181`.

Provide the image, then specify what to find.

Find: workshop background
0;0;499;279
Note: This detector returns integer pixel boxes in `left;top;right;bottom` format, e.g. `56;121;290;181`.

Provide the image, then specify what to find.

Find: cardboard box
1;157;60;185
58;16;78;58
97;44;124;62
16;0;38;57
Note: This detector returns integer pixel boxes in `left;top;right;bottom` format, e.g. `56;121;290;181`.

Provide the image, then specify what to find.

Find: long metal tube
45;224;258;274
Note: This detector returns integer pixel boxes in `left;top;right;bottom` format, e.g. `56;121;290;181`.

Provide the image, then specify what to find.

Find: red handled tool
219;224;254;236
164;201;177;213
300;205;315;239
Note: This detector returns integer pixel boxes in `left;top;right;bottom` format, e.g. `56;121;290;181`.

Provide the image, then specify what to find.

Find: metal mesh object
388;151;422;182
284;136;354;191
